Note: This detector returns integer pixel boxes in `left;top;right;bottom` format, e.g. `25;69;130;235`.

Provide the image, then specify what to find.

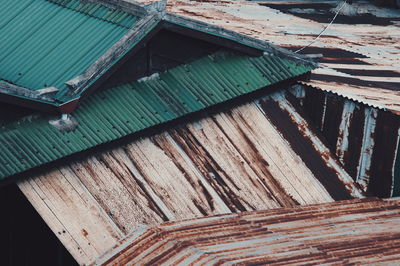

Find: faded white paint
356;107;377;190
336;101;356;163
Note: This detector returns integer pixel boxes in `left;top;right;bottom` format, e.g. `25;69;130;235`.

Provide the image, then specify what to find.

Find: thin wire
295;0;348;53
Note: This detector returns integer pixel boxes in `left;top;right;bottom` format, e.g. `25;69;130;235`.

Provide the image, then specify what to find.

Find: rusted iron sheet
93;198;400;265
18;93;363;264
259;91;360;200
290;85;400;197
164;0;400;114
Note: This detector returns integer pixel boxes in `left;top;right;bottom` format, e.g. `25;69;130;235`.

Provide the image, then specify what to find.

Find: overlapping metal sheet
165;0;400;114
290;85;400;198
0;0;137;98
93;197;400;265
0;51;312;182
18;89;362;264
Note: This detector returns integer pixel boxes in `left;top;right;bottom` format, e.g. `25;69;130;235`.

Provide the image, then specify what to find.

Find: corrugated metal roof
0;0;317;112
18;89;362;264
289;84;400;198
93;197;400;265
166;0;400;114
0;51;312;182
0;0;138;100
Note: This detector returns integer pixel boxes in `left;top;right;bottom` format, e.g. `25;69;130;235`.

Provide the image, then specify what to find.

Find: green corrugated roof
0;0;138;100
0;51;312;182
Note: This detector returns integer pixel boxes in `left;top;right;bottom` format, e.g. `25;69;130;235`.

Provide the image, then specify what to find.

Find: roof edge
0;80;58;103
65;13;162;96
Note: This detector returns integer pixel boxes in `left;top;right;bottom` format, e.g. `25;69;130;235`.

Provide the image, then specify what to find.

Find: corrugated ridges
0;51;312;181
47;0;138;28
18;93;352;264
94;198;400;265
0;0;137;95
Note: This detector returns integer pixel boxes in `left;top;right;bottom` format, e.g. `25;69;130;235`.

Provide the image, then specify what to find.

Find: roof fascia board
0;91;59;113
164;13;317;67
0;80;57;103
65;13;162;97
87;0;148;17
161;21;263;57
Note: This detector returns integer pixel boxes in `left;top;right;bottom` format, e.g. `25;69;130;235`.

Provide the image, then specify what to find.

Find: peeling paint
93;198;400;265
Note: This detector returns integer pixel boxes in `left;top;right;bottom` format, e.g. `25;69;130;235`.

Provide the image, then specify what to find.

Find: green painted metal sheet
0;0;138;100
0;51;312;182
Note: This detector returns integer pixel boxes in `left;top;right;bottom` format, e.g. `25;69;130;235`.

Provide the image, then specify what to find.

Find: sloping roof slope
0;0;139;104
94;197;400;265
18;89;362;264
0;51;312;182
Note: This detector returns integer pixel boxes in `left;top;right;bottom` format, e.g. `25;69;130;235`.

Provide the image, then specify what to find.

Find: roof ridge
65;12;162;96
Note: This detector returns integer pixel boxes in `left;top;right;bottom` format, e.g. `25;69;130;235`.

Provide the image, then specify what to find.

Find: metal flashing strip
65;13;162;96
0;80;58;103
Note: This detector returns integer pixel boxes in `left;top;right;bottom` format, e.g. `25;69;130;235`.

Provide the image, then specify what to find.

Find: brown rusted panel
337;69;400;78
367;110;400;197
311;73;400;92
94;198;400;265
342;105;365;179
259;96;353;200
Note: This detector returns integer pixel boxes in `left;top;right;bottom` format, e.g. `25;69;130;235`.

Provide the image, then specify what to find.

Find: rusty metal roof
289;84;400;198
165;0;400;114
93;197;400;265
18;89;363;264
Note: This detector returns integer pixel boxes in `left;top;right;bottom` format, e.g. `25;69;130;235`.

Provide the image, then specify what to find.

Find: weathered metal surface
93;197;400;265
0;0;138;101
18;91;363;264
1;0;320;112
0;51;312;182
164;0;400;114
290;85;400;198
178;0;400;199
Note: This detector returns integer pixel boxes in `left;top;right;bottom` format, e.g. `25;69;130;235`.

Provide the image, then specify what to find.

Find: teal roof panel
0;0;138;98
0;51;313;182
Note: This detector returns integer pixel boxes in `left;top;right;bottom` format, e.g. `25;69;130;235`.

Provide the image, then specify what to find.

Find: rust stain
259;95;355;200
94;198;400;265
82;229;89;237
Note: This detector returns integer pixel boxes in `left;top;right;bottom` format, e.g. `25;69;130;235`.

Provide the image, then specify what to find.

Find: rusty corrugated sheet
18;90;363;264
165;0;400;114
164;0;400;196
290;85;400;198
93;197;400;265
